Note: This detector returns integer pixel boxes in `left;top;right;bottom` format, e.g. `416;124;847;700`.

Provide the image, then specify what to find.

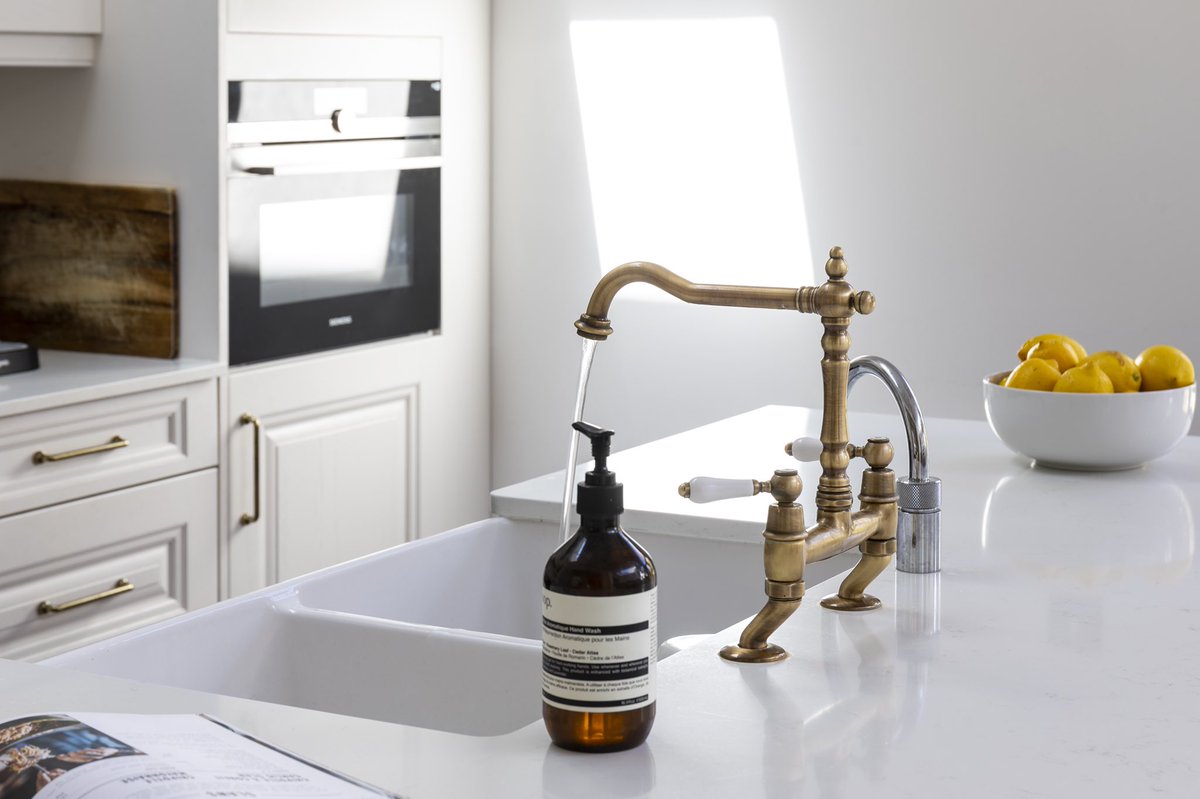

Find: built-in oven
227;79;441;366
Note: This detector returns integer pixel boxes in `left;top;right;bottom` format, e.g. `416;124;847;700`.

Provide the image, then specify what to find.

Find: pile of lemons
1004;335;1195;393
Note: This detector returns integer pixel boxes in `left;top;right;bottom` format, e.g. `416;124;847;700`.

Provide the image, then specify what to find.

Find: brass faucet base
719;643;788;663
819;594;882;612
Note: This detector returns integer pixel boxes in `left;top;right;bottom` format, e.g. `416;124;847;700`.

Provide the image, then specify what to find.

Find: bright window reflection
258;195;413;307
570;17;813;296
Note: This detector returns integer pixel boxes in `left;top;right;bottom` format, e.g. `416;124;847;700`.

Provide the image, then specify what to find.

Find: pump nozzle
572;421;622;517
572;421;613;472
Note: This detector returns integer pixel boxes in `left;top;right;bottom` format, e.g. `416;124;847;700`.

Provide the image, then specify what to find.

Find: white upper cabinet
0;0;102;67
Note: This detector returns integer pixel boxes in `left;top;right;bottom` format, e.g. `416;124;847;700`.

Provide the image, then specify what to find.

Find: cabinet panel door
227;386;416;597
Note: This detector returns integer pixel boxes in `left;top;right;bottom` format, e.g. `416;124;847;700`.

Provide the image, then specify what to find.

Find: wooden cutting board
0;179;178;359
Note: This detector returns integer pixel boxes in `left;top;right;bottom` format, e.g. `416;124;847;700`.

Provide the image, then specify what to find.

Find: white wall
492;0;1200;487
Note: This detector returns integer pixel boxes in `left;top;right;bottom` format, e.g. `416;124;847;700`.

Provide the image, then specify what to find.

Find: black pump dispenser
573;421;623;518
544;420;656;752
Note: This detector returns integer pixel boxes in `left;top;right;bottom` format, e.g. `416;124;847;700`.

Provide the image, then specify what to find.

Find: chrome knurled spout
847;356;941;573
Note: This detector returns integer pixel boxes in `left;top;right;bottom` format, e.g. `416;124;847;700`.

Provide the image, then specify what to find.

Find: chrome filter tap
847;356;941;574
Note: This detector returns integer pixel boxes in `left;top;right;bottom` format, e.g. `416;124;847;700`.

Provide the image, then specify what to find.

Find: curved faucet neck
574;261;805;340
847;355;928;481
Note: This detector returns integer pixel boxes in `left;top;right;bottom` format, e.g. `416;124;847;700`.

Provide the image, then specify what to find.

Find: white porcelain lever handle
680;477;758;504
786;436;823;462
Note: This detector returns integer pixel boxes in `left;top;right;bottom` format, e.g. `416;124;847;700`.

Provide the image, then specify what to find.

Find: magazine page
0;713;401;799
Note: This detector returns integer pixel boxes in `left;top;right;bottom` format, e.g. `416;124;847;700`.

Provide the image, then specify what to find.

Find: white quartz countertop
4;405;1200;797
0;349;223;417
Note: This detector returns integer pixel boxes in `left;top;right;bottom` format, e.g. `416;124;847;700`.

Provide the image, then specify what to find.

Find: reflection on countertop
983;465;1194;584
729;572;941;797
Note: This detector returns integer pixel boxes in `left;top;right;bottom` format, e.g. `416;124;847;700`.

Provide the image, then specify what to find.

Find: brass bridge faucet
576;246;905;664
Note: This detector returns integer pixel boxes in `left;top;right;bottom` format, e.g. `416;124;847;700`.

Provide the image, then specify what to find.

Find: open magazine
0;714;402;799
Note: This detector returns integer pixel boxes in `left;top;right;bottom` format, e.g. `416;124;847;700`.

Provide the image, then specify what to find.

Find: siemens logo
328;316;353;327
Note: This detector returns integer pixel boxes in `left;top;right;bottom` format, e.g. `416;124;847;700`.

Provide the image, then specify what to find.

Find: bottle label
542;588;657;713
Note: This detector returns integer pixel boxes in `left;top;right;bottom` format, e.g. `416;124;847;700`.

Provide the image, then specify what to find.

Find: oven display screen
258;194;414;308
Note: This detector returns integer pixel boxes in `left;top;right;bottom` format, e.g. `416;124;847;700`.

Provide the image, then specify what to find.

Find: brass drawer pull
240;413;262;525
37;579;134;615
33;435;129;464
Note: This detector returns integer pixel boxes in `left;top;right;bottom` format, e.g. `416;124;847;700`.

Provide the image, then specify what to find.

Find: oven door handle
228;115;441;146
229;139;441;176
235;156;442;176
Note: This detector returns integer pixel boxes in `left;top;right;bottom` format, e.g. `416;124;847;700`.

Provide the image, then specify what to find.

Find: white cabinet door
226;352;418;597
267;397;414;581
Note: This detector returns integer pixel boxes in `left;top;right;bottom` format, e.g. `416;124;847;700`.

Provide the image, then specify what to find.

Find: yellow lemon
1135;345;1195;391
1003;357;1061;391
1025;339;1083;372
1080;350;1142;393
1053;362;1114;393
1018;334;1087;365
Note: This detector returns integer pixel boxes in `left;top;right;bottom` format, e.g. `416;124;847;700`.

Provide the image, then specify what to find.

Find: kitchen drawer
0;469;217;661
0;379;217;517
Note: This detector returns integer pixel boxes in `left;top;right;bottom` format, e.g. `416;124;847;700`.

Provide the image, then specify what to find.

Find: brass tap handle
679;470;802;506
678;477;770;503
785;436;822;462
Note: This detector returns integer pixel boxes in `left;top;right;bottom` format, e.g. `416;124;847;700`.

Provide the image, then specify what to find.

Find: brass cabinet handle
37;579;134;615
240;413;262;525
32;435;129;465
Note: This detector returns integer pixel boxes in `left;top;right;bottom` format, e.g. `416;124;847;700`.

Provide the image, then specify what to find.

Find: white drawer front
0;379;217;517
0;470;218;661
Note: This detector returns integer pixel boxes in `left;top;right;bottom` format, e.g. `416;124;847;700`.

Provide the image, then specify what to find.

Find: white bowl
982;371;1196;471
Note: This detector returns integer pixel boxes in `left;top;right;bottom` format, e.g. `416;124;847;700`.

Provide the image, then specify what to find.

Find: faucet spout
575;256;877;340
574;261;806;340
847;355;941;574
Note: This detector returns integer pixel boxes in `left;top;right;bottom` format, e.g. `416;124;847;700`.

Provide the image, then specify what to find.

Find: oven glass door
228;155;439;365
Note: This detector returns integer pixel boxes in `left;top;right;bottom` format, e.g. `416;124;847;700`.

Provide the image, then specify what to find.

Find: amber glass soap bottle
542;421;657;752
